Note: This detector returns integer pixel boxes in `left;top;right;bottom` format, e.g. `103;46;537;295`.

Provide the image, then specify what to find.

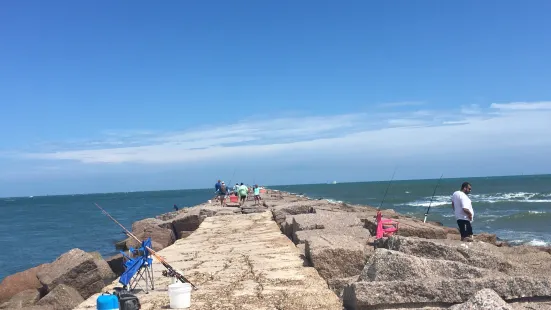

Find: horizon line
1;172;548;199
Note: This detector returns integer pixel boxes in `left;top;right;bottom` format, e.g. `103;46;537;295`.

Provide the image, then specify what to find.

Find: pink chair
376;210;399;239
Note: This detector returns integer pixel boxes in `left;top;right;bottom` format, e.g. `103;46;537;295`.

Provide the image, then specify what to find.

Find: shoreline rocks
2;189;550;309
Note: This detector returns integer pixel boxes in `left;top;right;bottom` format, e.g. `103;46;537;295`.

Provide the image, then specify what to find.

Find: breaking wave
403;192;551;208
492;210;551;223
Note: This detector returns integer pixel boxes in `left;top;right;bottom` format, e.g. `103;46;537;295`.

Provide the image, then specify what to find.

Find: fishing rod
378;168;397;210
423;174;444;223
94;203;198;290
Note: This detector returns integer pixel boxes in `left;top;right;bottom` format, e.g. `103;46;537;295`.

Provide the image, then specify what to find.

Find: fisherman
253;184;261;205
451;182;474;242
218;181;228;207
238;182;248;206
173;204;178;211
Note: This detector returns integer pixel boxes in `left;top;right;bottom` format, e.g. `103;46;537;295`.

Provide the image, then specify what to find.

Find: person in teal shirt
253;185;261;205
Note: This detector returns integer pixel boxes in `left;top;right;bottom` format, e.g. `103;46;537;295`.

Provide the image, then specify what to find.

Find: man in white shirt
451;182;474;242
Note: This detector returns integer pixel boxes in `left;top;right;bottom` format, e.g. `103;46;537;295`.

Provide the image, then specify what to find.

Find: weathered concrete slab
449;288;512;310
343;276;551;310
306;234;372;280
74;211;342;310
383;236;514;273
291;212;363;243
361;249;498;282
294;226;371;245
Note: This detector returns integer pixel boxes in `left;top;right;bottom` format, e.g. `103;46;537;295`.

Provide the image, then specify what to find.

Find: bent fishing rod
94;203;197;290
378;168;397;210
423;174;444;223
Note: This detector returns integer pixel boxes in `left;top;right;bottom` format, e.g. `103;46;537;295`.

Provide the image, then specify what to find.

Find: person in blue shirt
215;180;228;206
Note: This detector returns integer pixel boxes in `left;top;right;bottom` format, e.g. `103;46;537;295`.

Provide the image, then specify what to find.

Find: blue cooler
97;293;119;310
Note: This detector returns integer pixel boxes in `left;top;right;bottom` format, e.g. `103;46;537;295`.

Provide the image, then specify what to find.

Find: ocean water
1;174;550;281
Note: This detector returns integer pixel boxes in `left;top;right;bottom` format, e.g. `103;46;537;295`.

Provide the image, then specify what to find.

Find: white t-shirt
452;190;474;222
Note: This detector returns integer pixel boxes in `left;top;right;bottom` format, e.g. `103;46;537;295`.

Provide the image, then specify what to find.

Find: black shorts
457;220;473;239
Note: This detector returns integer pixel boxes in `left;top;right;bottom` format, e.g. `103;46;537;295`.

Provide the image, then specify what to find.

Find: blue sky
1;0;551;197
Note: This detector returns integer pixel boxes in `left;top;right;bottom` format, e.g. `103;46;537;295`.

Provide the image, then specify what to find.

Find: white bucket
208;200;212;204
168;282;192;309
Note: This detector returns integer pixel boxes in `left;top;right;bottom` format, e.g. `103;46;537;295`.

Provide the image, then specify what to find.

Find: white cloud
18;101;551;165
387;118;430;127
490;101;551;111
378;101;425;108
461;104;482;115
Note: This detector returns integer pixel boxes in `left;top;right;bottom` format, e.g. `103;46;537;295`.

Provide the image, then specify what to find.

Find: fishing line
423;174;444;223
378;168;397;210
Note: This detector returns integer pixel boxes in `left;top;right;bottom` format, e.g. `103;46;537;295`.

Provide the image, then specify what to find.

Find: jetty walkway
3;190;550;309
74;210;342;310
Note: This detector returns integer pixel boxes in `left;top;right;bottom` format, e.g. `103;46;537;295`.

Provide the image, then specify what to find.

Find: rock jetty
1;190;550;309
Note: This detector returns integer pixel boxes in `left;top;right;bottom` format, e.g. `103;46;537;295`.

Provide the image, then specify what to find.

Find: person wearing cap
214;180;227;206
218;181;228;207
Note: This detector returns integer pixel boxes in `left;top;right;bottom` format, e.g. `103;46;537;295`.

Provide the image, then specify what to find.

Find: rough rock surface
384;236;514;273
177;230;194;239
170;209;206;233
328;276;358;299
131;218;165;234
474;233;498;245
0;289;40;309
291;212;363;243
126;225;176;250
106;254;124;276
199;206;241;217
294;226;371;245
306;234;371;280
271;200;318;226
450;288;512;310
18;306;54;310
89;252;117;284
36;284;84;310
241;206;267;214
0;263;48;303
361;249;498;282
36;248;104;300
343;276;551;309
281;216;295;239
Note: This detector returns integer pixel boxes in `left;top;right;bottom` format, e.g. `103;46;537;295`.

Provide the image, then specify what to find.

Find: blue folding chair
119;238;155;293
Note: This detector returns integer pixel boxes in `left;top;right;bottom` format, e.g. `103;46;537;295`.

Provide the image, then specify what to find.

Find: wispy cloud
490;101;551;111
460;104;482;115
378;101;425;108
16;101;551;165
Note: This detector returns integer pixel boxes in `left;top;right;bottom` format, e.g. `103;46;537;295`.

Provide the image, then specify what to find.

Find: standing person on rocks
214;180;228;207
452;182;474;242
253;184;261;205
238;183;248;206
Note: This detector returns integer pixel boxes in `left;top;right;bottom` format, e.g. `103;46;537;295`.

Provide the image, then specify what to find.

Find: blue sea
1;174;550;281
